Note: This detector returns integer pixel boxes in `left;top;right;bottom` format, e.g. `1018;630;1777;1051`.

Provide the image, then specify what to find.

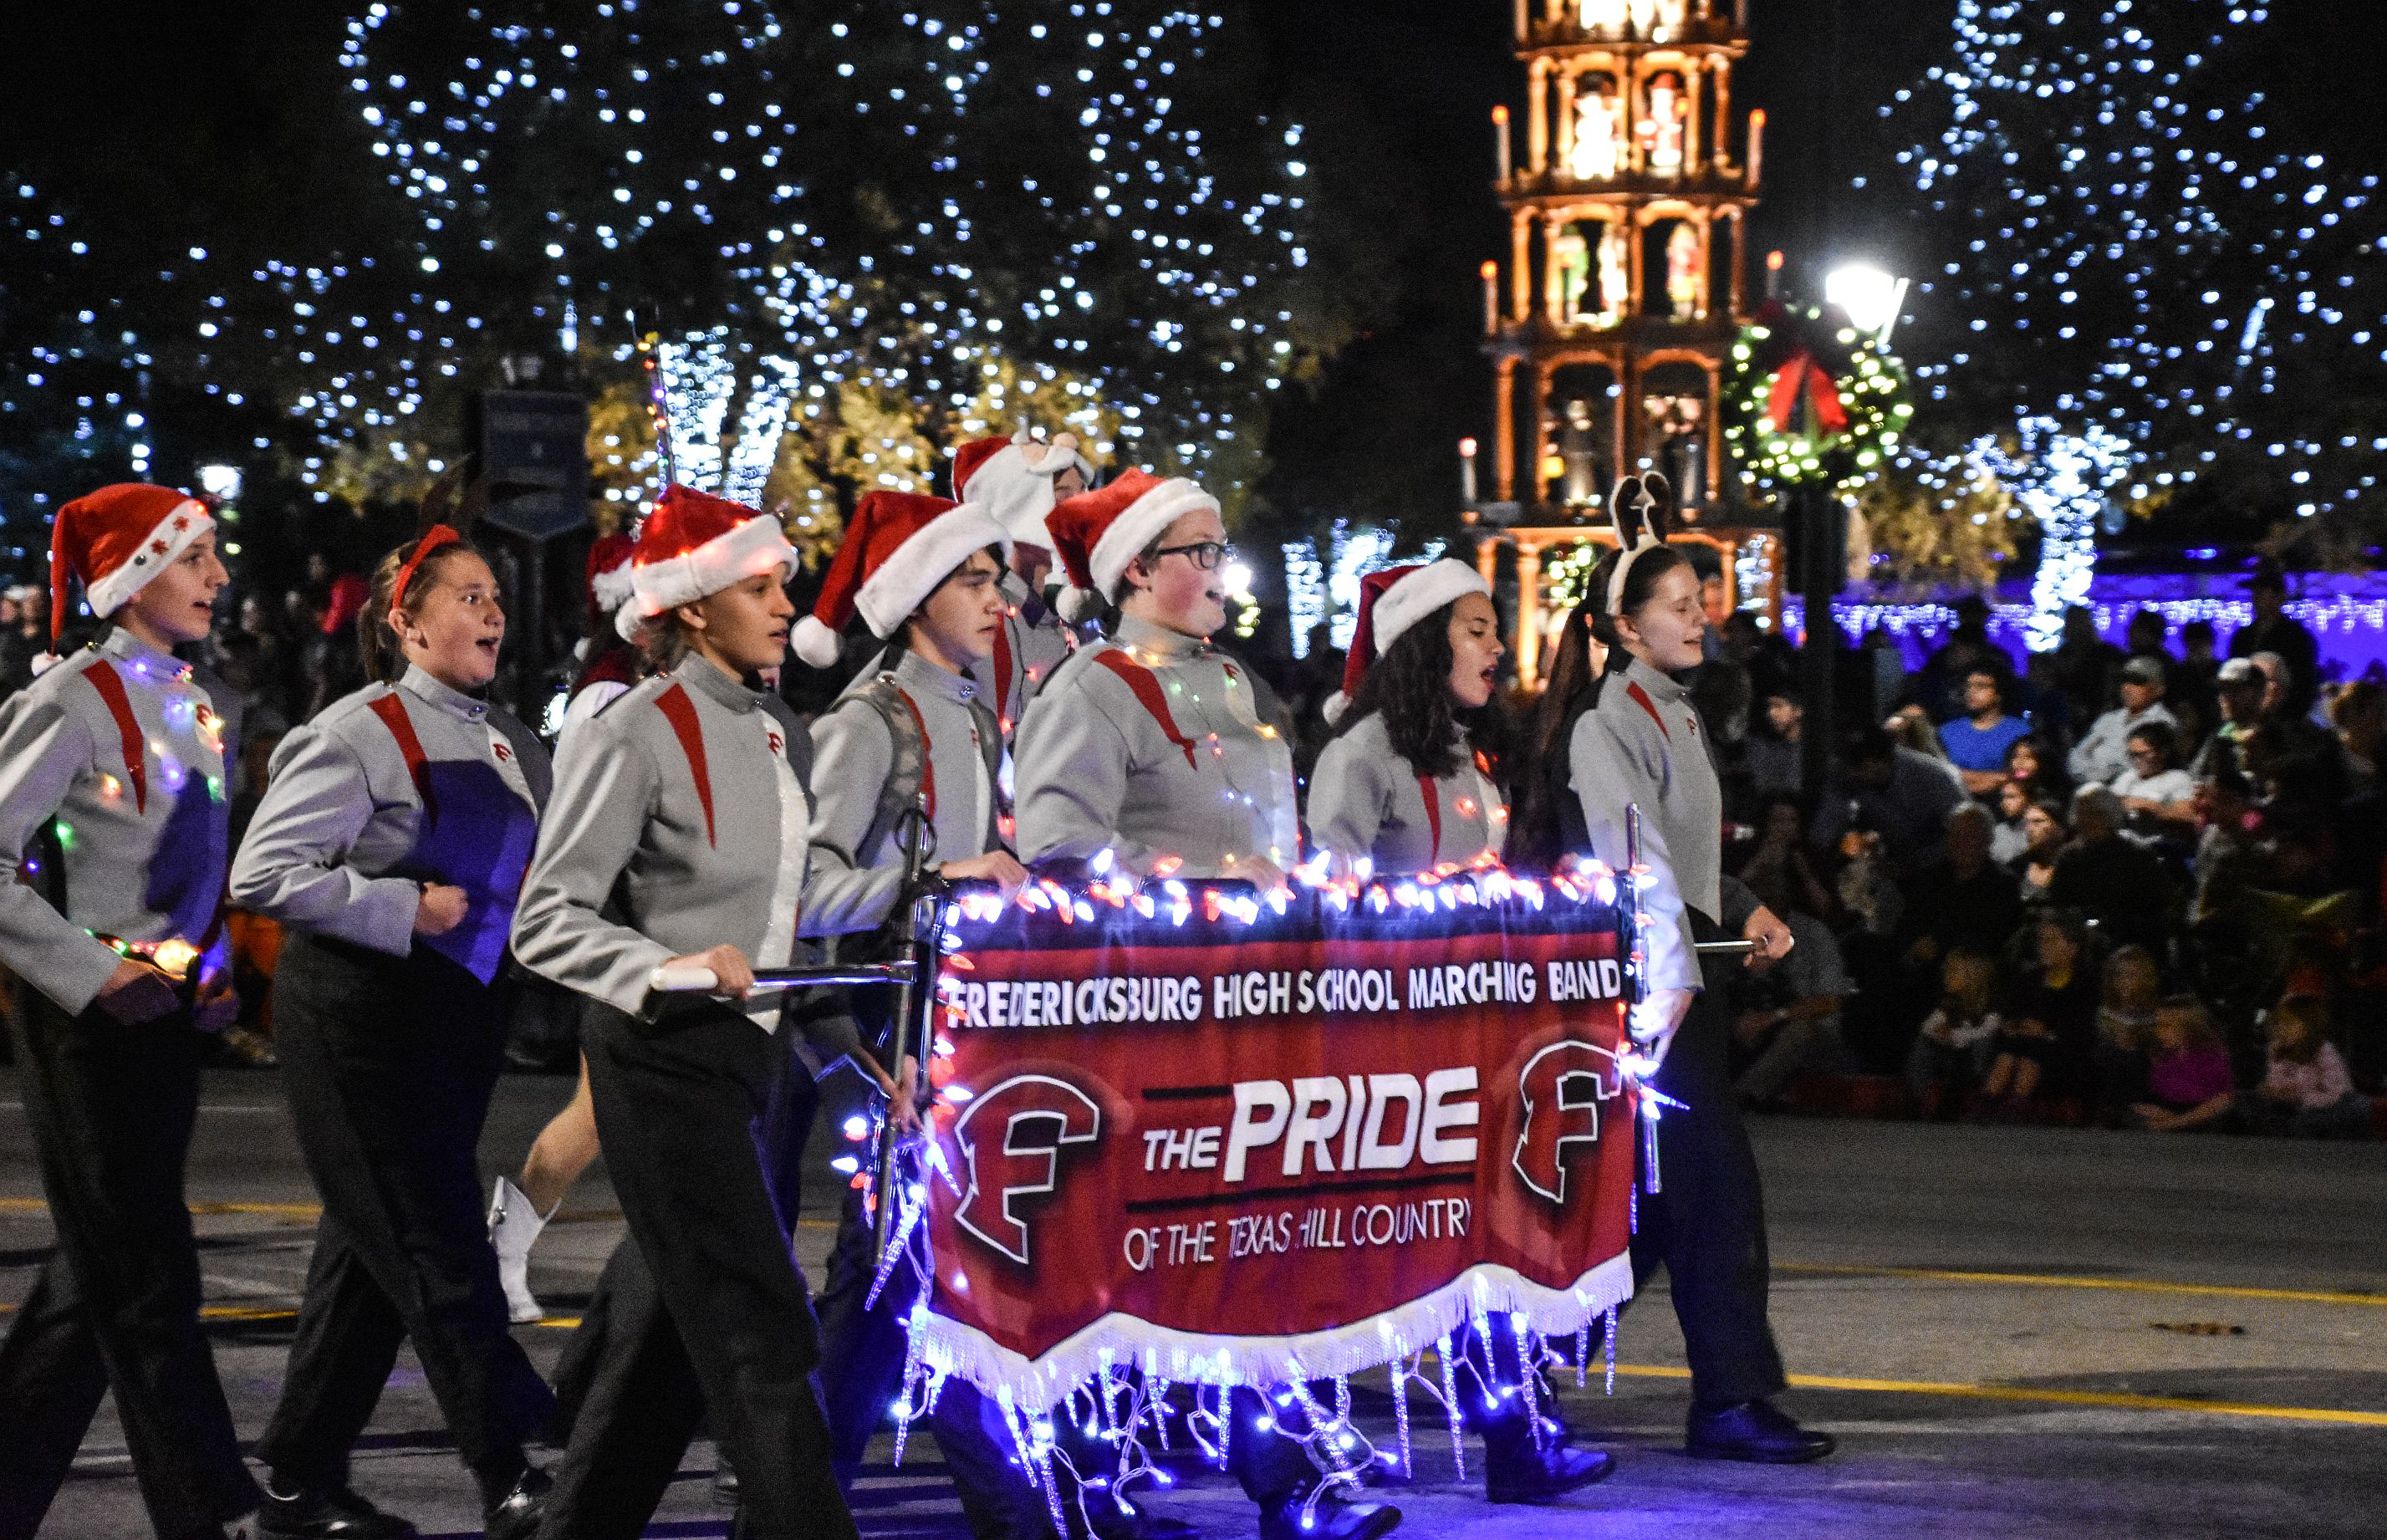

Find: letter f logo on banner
1512;1040;1621;1205
951;1074;1103;1264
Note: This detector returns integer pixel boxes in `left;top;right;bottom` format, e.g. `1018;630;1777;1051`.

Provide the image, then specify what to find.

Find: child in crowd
2090;945;2162;1123
2012;798;2067;905
2130;997;2237;1131
1906;947;2002;1115
2244;995;2373;1139
1983;910;2099;1114
1989;777;2035;866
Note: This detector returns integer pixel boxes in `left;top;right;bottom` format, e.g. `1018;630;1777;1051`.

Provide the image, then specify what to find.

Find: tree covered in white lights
275;0;1332;523
1882;0;2387;531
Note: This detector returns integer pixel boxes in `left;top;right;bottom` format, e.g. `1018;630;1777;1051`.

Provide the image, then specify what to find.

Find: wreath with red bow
1724;299;1913;497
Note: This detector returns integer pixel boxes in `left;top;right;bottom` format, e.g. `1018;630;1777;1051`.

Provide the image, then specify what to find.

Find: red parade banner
912;885;1640;1411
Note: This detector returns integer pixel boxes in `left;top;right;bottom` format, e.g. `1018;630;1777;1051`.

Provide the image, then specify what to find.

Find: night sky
7;1;2382;553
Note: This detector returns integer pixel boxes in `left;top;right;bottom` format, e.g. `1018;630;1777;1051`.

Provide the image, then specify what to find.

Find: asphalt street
3;1068;2382;1538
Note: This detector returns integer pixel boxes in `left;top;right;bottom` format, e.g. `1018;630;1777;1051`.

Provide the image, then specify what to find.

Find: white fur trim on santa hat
1321;691;1352;727
84;498;212;620
629;512;796;620
590;558;638;616
1369;559;1489;660
854;502;1012;641
1088;477;1219;602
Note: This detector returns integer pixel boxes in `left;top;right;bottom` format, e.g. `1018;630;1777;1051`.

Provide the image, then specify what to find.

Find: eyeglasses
1152;540;1232;572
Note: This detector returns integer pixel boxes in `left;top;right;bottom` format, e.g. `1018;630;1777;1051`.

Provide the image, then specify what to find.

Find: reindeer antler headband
1604;472;1673;616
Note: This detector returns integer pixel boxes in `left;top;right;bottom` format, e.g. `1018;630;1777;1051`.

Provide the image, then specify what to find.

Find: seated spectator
2329;679;2384;800
2110;722;2197;840
2091;945;2162;1122
1987;909;2101;1113
1744;689;1806;802
1736;794;1834;922
2189;657;2265;783
2242;995;2372;1139
1813;724;1968;871
2047;785;2172;951
2173;617;2222;738
2130;996;2237;1132
1900;803;2024;972
1905;947;2003;1116
2012;797;2068;906
2069;655;2179;787
1940;665;2033;796
1730;874;1857;1109
1889;703;1949;762
1989;778;2037;866
2004;732;2066;801
2251;649;2349;810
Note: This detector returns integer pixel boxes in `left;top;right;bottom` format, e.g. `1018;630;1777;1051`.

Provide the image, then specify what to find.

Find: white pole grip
648;962;721;993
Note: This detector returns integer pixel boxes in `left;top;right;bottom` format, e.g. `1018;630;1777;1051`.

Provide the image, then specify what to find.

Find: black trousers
1625;909;1788;1409
555;999;854;1540
0;987;260;1540
254;934;554;1490
815;1177;1058;1540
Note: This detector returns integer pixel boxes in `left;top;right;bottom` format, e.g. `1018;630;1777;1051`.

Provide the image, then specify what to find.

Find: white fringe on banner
909;1254;1634;1416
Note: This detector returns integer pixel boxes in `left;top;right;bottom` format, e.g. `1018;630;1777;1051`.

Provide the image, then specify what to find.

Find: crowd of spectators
1696;564;2383;1140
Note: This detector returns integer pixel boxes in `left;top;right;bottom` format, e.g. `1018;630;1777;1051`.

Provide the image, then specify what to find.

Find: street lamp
1824;263;1909;347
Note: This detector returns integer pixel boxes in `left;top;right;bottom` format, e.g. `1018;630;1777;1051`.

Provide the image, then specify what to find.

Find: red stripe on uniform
991;617;1016;727
81;660;149;813
1624;681;1670;741
1093;650;1197;767
653;684;716;847
365;693;440;828
1417;774;1442;860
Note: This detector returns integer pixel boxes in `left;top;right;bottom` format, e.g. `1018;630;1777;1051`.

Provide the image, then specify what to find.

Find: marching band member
1306;560;1615;1504
509;486;1012;1539
1015;469;1298;888
230;525;556;1540
1017;473;1392;1540
1308;560;1512;878
486;531;639;1326
0;486;262;1540
793;489;1053;1535
1537;476;1832;1466
944;429;1094;741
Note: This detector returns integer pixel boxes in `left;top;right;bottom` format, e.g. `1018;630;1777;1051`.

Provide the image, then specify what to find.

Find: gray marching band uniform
229;664;557;1502
1012;615;1318;1517
1308;713;1506;875
968;570;1074;742
1567;654;1788;1412
510;653;901;1540
1015;616;1298;879
805;650;1053;1539
0;630;262;1539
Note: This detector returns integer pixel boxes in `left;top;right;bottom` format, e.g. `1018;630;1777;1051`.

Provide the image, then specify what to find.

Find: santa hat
1045;467;1219;624
792;489;1011;669
950;429;1095;551
48;482;214;644
1323;559;1492;725
619;483;797;637
586;532;636;629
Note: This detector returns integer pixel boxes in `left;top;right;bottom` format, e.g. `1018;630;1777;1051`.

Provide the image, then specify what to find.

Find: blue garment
1938;713;2031;773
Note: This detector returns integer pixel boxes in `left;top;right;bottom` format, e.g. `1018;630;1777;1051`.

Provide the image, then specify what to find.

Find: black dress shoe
251;1486;420;1539
1686;1400;1837;1464
1083;1502;1199;1540
482;1466;552;1540
1257;1487;1401;1540
1484;1433;1617;1502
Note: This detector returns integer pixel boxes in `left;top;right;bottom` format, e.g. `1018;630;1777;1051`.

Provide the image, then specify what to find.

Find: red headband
392;525;462;610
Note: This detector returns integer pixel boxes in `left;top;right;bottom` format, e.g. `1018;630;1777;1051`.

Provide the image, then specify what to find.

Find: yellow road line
1611;1364;2387;1428
1777;1261;2387;1309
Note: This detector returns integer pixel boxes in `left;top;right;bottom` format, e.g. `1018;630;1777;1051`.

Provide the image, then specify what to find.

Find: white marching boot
487;1176;555;1325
